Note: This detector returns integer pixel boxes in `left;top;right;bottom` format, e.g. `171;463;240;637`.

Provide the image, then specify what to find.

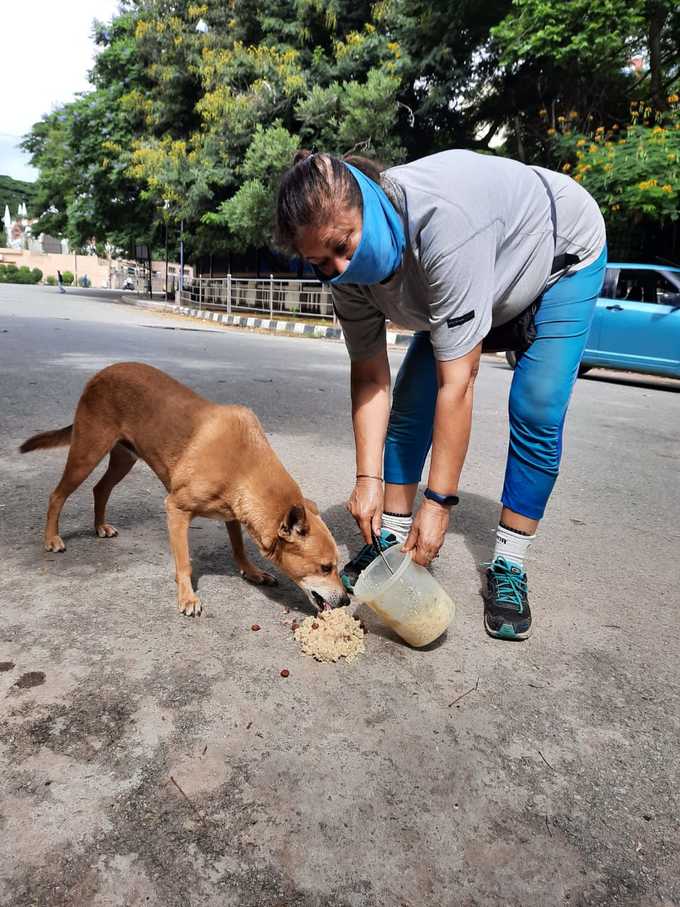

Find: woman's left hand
402;499;451;567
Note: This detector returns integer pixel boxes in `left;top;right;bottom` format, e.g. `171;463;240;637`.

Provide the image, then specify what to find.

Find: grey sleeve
420;210;496;361
330;285;387;361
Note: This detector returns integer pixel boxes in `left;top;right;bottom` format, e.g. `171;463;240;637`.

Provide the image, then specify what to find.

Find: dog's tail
19;425;73;454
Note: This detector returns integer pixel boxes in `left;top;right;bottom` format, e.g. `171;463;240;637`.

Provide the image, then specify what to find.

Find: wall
0;248;193;288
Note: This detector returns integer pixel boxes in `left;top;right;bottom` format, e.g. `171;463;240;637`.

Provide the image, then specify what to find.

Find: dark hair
275;150;383;252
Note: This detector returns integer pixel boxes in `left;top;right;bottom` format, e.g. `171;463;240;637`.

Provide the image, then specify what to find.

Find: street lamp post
179;219;184;298
163;200;170;301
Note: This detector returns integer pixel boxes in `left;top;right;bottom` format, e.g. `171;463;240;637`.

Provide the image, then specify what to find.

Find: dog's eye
320;563;333;575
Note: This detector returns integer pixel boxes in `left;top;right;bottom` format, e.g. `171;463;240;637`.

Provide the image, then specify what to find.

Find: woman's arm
348;348;391;542
403;342;481;565
428;343;481;494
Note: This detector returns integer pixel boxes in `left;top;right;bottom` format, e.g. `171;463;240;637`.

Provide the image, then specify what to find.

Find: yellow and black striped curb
121;296;415;348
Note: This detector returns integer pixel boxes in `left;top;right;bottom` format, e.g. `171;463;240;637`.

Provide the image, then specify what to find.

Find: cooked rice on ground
293;607;365;663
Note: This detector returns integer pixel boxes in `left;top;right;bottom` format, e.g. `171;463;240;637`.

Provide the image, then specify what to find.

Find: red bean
251;624;261;631
280;669;290;678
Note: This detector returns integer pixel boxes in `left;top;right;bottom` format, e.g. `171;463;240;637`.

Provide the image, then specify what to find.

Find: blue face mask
312;162;405;286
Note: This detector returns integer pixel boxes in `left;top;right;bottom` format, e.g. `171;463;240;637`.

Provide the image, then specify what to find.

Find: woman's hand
347;477;384;544
402;499;450;566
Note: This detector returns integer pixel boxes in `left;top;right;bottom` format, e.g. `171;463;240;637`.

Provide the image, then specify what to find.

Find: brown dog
20;362;349;616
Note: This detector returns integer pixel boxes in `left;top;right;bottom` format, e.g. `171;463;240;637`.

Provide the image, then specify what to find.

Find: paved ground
1;284;679;907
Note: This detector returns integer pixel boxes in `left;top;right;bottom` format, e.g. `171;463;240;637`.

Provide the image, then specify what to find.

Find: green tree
22;0;680;258
488;0;680;157
125;1;405;252
551;106;679;226
0;175;38;218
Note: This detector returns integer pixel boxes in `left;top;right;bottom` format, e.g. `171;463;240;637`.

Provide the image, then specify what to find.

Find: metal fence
178;275;336;323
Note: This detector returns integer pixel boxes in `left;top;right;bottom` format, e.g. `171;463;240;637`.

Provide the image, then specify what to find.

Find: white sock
381;511;412;544
493;523;535;569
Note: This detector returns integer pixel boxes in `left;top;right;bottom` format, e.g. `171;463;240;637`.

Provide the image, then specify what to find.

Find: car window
616;269;659;304
658;271;680;306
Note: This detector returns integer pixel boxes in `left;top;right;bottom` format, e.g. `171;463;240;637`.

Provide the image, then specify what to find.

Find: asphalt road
1;284;679;906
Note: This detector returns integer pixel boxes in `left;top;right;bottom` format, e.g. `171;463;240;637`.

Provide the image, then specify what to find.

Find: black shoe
340;529;398;594
484;557;532;640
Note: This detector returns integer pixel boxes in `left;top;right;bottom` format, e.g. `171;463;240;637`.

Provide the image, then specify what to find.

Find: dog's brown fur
20;362;349;615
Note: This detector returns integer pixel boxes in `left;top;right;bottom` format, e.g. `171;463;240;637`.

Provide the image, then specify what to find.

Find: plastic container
354;545;455;647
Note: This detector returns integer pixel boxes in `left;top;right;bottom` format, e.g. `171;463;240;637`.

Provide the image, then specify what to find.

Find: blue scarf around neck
313;162;405;286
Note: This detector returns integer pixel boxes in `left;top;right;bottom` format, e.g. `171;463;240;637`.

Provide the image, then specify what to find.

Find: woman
276;149;606;640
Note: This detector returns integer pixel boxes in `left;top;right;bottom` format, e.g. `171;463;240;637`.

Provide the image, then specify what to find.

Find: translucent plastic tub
354;545;455;647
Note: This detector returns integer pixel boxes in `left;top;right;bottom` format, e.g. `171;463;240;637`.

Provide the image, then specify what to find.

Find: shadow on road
488;358;680;393
580;371;680;392
190;531;318;618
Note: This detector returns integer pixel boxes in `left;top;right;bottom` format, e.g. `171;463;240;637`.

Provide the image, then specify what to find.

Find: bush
46;275;56;286
0;264;18;283
61;270;74;285
0;264;44;284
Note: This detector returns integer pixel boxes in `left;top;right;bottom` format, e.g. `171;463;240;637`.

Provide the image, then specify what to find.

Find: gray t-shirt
331;150;606;361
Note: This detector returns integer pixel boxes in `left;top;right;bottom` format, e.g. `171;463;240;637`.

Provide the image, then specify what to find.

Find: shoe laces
483;557;527;612
353;531;396;570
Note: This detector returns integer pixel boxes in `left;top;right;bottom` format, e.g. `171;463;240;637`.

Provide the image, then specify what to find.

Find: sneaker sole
484;615;532;641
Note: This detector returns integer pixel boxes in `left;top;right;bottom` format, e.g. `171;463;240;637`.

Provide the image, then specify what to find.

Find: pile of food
293;607;366;663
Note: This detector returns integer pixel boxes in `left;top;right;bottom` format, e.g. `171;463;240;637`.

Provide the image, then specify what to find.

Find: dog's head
271;500;350;611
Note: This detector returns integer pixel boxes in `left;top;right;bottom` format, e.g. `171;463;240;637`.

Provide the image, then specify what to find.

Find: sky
0;0;121;182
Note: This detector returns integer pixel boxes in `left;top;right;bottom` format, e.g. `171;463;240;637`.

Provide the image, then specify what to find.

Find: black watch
424;487;460;507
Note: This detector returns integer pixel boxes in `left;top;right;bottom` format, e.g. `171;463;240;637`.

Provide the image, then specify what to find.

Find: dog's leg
44;426;116;552
226;520;278;586
165;496;201;616
93;443;137;538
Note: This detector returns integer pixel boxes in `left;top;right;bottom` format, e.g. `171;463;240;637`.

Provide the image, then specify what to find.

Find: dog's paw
96;523;119;539
240;568;278;587
179;595;202;617
45;535;66;553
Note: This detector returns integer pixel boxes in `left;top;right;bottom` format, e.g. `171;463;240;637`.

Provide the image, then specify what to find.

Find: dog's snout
308;586;352;611
327;589;351;609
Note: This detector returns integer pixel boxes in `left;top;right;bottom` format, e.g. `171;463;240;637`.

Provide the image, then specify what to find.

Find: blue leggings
383;246;607;520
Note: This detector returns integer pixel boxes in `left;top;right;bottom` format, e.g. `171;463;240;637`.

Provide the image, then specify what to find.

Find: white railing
178;275;336;323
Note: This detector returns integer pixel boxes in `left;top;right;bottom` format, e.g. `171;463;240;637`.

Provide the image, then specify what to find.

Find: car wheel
505;351;517;369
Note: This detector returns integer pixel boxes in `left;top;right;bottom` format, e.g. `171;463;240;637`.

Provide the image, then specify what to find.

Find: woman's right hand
347;477;384;544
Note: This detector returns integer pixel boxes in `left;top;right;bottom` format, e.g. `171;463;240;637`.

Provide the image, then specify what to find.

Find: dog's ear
278;504;309;539
303;498;319;515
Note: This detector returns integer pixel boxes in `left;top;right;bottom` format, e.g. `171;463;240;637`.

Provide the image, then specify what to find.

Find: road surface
1;284;679;906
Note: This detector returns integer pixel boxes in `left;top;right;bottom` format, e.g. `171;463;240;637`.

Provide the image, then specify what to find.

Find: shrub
46;275;56;285
551;103;680;226
61;270;74;285
0;264;19;282
0;264;44;284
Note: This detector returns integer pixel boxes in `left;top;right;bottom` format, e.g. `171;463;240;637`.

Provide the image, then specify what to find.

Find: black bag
481;298;541;354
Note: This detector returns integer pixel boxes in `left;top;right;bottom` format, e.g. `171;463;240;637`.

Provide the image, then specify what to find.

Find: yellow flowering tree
551;103;680;226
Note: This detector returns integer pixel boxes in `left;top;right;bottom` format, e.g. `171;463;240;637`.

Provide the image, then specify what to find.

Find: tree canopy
22;0;680;261
0;175;38;219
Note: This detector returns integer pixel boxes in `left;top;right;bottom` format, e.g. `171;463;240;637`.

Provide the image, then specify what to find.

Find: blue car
506;263;680;379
